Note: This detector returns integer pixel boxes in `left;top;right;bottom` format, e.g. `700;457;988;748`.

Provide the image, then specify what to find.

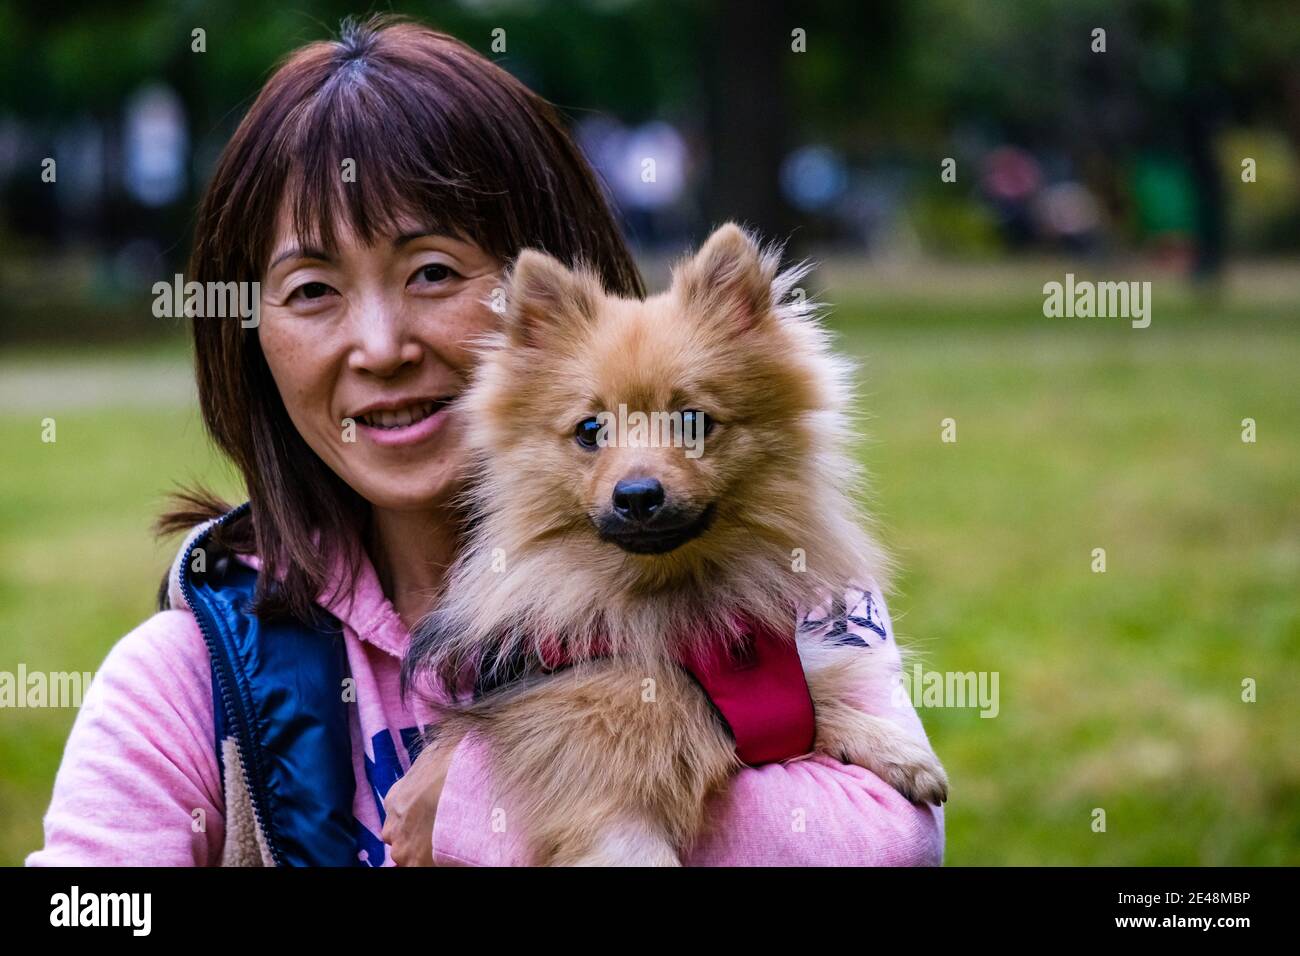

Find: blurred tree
2;0;1299;273
702;0;794;243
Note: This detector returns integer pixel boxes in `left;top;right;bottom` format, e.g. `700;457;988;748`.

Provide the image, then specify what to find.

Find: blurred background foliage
2;0;1299;342
1;0;1297;865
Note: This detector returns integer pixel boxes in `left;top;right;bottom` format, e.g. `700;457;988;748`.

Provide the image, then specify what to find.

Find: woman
28;16;942;866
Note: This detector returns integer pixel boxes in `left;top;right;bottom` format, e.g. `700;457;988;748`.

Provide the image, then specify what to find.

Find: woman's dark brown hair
161;14;644;622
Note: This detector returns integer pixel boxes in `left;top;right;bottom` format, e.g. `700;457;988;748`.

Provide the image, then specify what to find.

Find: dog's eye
682;409;714;436
574;417;602;449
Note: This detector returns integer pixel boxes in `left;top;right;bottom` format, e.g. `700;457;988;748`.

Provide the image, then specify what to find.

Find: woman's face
258;207;502;512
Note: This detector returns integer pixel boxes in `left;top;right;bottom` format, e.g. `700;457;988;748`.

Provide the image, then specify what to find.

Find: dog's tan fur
406;224;947;865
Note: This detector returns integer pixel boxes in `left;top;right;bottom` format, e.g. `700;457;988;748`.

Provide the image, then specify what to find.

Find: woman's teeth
359;401;442;429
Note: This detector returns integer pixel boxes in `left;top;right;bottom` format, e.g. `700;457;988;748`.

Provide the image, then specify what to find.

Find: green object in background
1130;154;1199;238
910;192;1004;259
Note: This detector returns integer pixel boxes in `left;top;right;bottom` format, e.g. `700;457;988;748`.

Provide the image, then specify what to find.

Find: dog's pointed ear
672;223;774;331
505;249;597;347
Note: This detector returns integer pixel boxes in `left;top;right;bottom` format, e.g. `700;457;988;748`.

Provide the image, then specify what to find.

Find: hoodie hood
167;513;411;660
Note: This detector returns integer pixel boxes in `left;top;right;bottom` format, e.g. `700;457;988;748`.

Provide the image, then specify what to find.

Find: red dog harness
529;615;816;766
675;617;816;765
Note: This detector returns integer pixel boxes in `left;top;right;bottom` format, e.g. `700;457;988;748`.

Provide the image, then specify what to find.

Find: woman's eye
574;417;602;449
290;281;336;302
682;409;714;436
410;263;460;286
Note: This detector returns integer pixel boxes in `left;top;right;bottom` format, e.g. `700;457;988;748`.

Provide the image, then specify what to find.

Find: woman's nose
346;294;423;377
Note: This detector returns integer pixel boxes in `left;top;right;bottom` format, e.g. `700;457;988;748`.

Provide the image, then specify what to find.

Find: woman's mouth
357;400;443;430
352;398;454;448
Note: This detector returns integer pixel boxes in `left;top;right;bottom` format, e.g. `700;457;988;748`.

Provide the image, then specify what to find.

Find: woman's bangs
279;72;492;256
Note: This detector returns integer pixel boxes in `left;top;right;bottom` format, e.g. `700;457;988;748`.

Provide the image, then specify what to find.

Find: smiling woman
27;14;943;868
179;14;643;623
256;215;496;519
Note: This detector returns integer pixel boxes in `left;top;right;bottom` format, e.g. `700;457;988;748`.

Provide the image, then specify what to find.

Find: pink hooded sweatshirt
27;540;943;867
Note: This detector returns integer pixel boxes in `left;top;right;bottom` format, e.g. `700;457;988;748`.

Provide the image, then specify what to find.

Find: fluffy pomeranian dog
404;223;947;866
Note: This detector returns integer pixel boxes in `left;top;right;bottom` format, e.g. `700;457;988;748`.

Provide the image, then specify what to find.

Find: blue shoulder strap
179;504;360;866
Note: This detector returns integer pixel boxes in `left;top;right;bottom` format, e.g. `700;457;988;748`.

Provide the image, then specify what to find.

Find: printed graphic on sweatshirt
356;726;423;866
798;588;890;647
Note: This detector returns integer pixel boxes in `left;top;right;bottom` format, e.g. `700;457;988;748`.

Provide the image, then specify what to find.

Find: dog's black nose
612;478;665;523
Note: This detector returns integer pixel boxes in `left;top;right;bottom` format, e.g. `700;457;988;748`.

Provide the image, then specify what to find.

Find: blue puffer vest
173;504;360;866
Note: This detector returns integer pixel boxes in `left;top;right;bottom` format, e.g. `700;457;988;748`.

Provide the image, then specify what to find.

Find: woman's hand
381;739;459;866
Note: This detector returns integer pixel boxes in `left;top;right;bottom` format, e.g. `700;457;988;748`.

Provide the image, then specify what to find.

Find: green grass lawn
1;276;1297;865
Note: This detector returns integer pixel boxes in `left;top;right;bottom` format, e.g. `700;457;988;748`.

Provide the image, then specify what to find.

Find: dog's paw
820;712;950;806
564;844;682;867
875;749;949;805
552;819;683;867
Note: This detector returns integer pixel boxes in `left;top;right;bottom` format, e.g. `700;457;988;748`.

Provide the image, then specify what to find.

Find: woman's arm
430;590;944;866
25;611;224;866
432;737;942;866
686;754;942;865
